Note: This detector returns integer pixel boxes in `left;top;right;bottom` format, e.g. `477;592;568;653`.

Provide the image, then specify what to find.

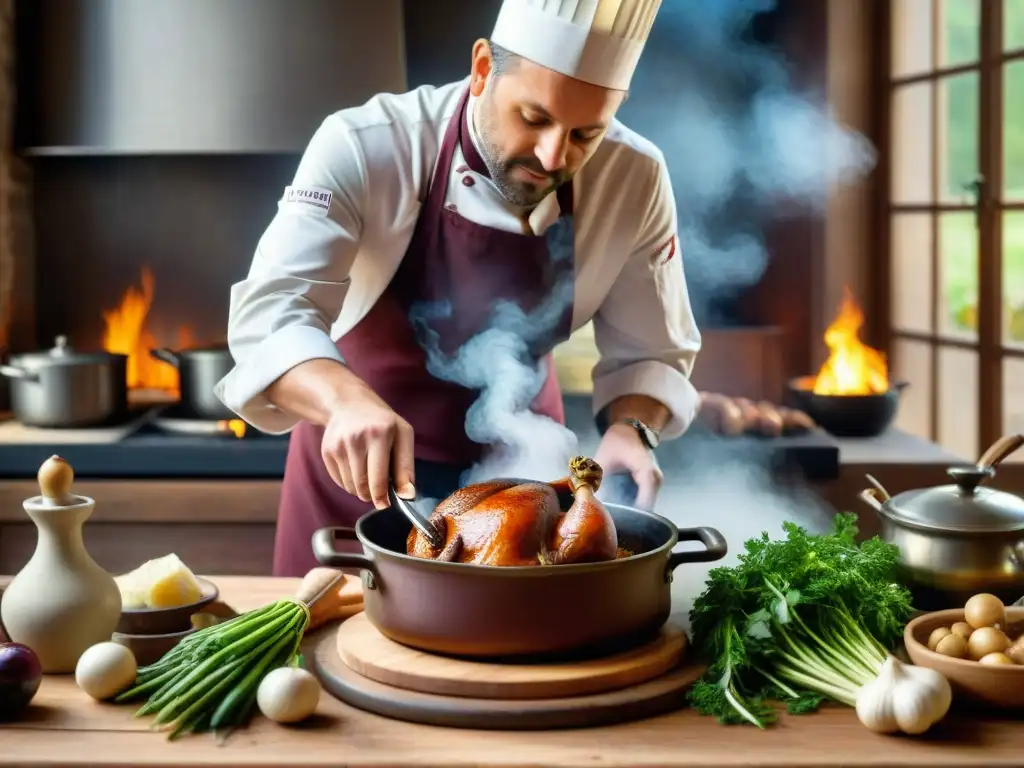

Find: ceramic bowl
115;577;219;635
112;627;195;666
904;607;1024;709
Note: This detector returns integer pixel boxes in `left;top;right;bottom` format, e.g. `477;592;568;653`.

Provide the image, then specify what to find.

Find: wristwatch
619;418;660;450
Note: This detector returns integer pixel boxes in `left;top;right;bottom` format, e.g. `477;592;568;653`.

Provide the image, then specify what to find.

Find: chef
214;0;702;577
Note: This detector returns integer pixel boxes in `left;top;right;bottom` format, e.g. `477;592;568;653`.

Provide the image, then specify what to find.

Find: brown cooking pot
312;503;727;659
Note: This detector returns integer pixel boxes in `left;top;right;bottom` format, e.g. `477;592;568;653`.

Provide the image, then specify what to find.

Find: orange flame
101;267;194;396
812;288;889;395
220;419;247;438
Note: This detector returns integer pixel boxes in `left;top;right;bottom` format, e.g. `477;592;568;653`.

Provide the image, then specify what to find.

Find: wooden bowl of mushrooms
904;593;1024;709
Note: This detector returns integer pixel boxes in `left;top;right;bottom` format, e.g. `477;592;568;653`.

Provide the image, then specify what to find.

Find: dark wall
403;0;503;88
12;0;831;386
744;0;829;380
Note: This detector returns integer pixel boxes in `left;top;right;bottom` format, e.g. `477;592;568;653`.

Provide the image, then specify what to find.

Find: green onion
116;598;311;740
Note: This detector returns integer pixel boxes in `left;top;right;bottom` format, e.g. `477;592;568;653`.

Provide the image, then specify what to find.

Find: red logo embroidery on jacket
654;234;677;266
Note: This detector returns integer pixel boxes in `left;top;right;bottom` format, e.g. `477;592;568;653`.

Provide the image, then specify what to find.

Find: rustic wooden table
2;576;1024;767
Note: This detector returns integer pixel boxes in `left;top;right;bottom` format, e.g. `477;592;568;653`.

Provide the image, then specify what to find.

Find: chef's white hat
490;0;663;91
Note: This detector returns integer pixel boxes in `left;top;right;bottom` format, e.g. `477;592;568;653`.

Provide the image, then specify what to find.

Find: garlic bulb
854;655;951;735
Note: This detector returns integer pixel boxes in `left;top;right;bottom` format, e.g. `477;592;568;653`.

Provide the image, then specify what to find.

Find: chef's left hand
593;423;663;512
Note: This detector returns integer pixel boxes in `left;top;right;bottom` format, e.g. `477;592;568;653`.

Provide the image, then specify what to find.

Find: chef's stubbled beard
476;90;571;207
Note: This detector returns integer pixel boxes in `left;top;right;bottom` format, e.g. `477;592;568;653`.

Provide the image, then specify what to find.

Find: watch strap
621;417;660;450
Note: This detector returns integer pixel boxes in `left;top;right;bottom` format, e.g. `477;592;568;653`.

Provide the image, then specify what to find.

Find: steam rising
621;0;876;322
411;0;876;548
409;216;579;485
655;447;836;630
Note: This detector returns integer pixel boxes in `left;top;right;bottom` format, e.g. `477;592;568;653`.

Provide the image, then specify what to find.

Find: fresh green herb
687;512;914;729
115;598;310;741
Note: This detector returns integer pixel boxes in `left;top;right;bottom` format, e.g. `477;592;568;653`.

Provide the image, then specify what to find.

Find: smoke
409;0;877;528
409;215;579;485
620;0;877;323
655;447;837;631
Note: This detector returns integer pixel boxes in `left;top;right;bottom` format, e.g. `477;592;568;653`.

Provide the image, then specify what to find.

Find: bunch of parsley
687;512;914;728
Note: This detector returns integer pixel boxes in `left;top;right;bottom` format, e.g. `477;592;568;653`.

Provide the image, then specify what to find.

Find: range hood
16;0;407;154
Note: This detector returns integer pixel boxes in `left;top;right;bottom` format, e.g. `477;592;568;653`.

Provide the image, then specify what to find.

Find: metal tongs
388;479;443;549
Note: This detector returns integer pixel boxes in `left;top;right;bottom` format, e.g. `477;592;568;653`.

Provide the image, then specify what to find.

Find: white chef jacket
214;76;702;441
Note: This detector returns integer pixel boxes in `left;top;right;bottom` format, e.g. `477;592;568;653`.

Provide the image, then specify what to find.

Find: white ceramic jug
0;455;121;673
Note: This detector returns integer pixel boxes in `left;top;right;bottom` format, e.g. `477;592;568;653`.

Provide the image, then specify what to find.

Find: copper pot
312;504;727;659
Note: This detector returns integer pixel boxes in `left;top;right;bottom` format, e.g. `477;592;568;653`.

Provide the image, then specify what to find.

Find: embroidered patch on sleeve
650;233;678;267
280;185;333;217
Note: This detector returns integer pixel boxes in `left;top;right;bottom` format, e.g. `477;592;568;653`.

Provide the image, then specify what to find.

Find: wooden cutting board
312;624;707;730
336;612;689;700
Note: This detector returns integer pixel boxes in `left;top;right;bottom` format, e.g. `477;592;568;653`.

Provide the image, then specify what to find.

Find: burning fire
102;267;193;396
102;267;246;438
811;288;889;396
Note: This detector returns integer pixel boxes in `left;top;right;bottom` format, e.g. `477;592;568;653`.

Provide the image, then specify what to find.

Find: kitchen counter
2;576;1024;768
0;421;981;577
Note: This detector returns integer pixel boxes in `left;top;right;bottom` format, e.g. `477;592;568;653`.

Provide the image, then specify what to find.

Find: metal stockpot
0;336;128;428
859;433;1024;610
150;345;235;420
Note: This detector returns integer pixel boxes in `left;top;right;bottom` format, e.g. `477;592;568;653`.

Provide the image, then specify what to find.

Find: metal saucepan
859;433;1024;610
150;344;235;420
0;335;128;428
312;503;728;659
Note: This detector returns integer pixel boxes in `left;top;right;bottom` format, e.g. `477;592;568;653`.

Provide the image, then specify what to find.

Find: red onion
0;642;42;720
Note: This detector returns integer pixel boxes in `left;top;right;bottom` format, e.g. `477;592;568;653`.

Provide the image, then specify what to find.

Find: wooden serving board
312;624;707;730
336;611;688;699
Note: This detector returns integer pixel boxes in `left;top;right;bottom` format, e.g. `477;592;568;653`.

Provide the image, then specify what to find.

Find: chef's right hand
321;393;416;510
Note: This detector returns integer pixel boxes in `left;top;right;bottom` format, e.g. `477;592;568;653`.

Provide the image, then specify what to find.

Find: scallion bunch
115;598;310;740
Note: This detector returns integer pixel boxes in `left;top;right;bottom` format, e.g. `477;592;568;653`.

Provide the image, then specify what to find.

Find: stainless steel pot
0;335;129;428
859;433;1024;610
150;345;234;420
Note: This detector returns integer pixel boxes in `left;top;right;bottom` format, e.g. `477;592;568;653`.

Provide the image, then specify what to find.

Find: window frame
876;0;1024;457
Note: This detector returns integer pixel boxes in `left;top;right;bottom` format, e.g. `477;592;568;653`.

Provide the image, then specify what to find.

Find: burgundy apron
273;87;576;576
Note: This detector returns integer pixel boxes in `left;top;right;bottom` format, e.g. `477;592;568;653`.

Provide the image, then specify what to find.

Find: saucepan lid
869;434;1024;534
8;335;126;367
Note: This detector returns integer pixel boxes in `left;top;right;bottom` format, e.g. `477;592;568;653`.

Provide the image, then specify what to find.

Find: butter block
116;553;203;610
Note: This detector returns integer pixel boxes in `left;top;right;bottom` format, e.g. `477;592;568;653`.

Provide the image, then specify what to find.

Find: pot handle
0;364;38;382
311;527;380;589
859;488;886;513
667;526;728;571
977;434;1024;470
150;348;181;368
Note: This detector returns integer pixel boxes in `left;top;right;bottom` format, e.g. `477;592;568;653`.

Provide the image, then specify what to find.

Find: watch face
642;425;659;448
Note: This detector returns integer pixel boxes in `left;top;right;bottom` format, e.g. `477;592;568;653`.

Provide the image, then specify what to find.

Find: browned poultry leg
436;533;463;562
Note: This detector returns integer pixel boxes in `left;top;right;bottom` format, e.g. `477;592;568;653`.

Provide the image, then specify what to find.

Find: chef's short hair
488;40;521;77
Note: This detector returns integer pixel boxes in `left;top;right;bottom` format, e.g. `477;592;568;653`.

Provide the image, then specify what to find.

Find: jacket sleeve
590;156;702;441
213;115;368;434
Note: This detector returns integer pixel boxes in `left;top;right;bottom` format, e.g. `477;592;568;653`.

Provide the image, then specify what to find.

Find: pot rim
876;497;1024;536
350;503;681;577
9;335;127;368
172;344;231;358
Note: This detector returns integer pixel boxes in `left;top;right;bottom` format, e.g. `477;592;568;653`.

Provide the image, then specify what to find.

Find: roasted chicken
406;456;618;567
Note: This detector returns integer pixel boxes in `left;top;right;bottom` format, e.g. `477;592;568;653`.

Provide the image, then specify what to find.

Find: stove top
0;396;841;482
0;407;288;479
